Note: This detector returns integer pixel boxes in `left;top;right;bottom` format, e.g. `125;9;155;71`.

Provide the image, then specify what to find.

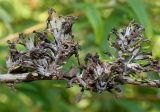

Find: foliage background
0;0;160;112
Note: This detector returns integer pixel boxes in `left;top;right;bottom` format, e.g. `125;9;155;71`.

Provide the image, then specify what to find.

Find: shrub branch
0;8;159;101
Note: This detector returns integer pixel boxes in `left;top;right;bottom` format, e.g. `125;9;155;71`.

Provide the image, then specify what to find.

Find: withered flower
4;8;160;102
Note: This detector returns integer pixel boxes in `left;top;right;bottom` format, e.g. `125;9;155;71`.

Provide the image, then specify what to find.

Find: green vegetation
0;0;160;112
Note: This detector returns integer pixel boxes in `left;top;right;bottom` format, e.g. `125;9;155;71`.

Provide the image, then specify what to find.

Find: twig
0;73;159;89
0;72;62;83
0;2;118;44
0;23;46;44
122;95;160;101
1;8;160;102
0;12;84;44
119;76;160;88
90;94;160;101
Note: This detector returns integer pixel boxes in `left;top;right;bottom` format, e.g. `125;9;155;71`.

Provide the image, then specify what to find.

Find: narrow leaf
84;4;104;45
127;0;152;37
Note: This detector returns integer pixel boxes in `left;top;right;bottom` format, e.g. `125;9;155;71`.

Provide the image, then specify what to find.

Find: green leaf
114;99;144;112
0;7;12;23
84;4;104;45
127;0;152;37
0;7;13;33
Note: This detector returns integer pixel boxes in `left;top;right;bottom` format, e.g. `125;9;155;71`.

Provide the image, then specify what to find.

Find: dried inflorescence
6;8;160;101
108;20;159;73
6;8;79;77
76;20;160;94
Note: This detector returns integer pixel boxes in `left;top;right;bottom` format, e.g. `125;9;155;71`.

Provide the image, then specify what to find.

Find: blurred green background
0;0;160;112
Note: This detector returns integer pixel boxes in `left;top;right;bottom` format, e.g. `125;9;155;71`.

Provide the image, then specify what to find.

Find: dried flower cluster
3;8;160;101
6;8;79;77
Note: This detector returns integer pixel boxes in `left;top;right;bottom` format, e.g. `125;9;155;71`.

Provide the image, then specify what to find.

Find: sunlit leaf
0;7;12;33
127;0;152;37
82;3;104;45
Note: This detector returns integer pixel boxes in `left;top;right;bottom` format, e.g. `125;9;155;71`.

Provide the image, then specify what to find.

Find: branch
0;73;160;88
0;11;84;44
0;73;62;83
119;76;160;88
1;8;159;102
0;23;45;44
0;2;119;44
91;95;160;101
122;95;160;101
